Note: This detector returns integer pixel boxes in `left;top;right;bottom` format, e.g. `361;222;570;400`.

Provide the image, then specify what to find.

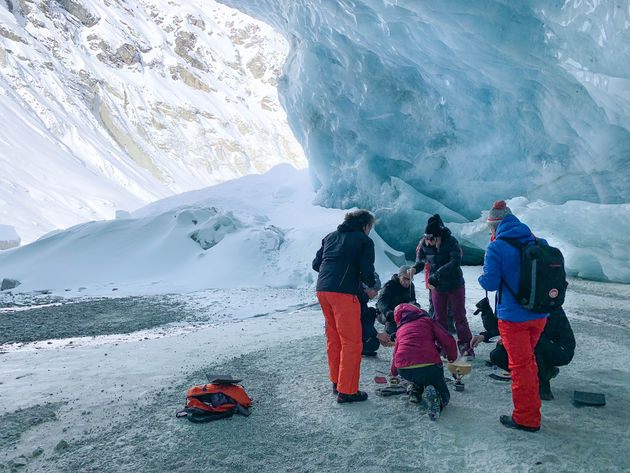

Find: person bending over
313;209;376;404
409;214;474;356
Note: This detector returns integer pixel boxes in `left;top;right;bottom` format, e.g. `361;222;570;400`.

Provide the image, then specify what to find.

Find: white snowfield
0;269;629;472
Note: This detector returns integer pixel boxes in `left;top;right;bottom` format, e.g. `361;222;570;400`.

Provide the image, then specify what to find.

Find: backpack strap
497;236;528;249
495;237;533;303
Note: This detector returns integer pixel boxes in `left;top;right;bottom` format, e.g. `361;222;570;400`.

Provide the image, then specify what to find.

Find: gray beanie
487;200;512;231
398;265;412;276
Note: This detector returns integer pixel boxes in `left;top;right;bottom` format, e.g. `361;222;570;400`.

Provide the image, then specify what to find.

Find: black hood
337;220;364;232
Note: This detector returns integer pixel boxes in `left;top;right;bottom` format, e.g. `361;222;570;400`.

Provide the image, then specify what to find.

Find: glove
428;273;439;287
474;297;491;315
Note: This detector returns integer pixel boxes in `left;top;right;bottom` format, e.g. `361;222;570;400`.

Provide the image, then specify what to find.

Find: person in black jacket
409;214;474;356
313;209;376;404
471;304;576;400
375;265;416;341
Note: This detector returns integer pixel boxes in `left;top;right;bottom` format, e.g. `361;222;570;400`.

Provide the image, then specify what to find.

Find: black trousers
362;322;380;353
398;364;450;410
361;306;380;354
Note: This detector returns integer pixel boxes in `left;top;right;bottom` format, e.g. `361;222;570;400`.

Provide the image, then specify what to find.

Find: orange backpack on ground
176;375;251;423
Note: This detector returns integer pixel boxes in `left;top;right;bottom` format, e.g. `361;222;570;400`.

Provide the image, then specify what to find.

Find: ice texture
217;0;630;274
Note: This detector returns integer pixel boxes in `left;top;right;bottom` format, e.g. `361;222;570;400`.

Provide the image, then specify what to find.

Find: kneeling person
390;303;458;420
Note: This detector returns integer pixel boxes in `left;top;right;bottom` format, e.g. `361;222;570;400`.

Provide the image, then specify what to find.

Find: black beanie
424;214;443;237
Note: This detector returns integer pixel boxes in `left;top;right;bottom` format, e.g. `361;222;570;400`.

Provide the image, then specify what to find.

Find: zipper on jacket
339;264;350;288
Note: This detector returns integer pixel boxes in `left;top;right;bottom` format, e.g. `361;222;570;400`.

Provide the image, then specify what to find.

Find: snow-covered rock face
0;0;306;243
217;0;630;253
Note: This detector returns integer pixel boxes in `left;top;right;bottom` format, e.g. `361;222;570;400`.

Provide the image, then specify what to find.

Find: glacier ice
218;0;630;281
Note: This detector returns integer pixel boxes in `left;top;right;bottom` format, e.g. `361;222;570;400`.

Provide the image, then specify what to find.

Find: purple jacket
390;304;458;376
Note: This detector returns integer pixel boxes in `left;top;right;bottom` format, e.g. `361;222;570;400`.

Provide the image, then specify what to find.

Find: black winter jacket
537;307;576;360
412;229;464;292
376;275;417;322
312;221;375;295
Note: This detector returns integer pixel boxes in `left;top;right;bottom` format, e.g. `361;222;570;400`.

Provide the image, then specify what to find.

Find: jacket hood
337;220;364;232
394;303;428;326
495;214;533;241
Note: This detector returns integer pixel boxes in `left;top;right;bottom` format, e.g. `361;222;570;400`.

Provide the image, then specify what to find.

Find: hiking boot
361;351;377;357
406;384;423;404
422;386;441;421
499;415;540;432
332;383;338;395
539;388;554;401
337;391;368;403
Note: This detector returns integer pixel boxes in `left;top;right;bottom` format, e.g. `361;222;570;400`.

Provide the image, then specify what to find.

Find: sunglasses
424;234;436;242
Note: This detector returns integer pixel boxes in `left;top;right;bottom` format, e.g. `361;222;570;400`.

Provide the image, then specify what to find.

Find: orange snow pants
499;317;547;428
317;291;362;395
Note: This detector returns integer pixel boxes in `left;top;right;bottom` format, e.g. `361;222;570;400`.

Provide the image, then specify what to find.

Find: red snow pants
317;291;362;395
499;317;547;428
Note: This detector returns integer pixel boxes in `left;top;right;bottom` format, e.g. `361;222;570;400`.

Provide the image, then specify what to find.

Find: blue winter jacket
478;215;549;323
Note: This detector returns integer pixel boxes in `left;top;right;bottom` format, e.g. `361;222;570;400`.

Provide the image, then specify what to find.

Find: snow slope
0;164;399;296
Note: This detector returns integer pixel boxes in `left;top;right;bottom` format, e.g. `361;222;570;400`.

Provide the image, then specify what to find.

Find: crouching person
376;265;417;340
473;306;575;401
390;303;458;420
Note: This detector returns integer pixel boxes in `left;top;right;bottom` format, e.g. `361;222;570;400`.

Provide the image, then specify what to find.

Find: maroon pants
432;285;472;350
317;291;362;395
499;317;547;428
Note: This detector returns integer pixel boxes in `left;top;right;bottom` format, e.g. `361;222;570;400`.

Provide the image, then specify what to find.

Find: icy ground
1;268;629;473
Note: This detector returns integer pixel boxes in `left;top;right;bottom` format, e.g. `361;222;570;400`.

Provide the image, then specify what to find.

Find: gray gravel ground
1;280;629;472
0;296;188;344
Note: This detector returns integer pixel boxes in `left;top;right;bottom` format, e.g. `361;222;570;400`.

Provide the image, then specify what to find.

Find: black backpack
498;237;568;313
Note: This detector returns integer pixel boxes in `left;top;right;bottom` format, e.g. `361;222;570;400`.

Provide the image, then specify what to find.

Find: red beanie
487;200;512;228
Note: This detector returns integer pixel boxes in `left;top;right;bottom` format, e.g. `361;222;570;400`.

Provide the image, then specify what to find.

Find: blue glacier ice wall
217;1;630;265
